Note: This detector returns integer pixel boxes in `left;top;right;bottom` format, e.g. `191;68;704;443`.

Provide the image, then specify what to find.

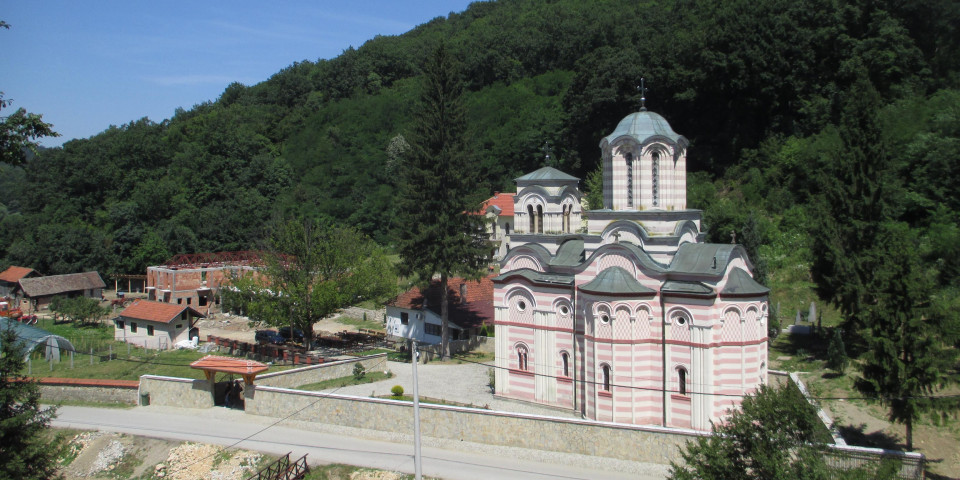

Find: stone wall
246;386;702;466
37;378;139;405
139;375;214;408
256;354;387;389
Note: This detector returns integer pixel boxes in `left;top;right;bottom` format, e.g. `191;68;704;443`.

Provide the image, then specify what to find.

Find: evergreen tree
395;43;489;359
810;71;892;332
858;222;958;451
0;324;66;479
826;328;848;373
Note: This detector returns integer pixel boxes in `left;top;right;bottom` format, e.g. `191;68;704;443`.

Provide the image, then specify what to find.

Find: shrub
390;385;404;397
353;363;366;381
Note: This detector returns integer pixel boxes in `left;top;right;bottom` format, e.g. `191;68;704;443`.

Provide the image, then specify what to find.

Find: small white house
114;300;203;350
385;275;494;345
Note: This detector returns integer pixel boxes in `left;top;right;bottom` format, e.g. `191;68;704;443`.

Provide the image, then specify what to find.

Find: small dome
602;110;688;147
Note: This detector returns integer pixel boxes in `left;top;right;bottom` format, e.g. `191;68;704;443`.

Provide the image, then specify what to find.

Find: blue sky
1;1;476;147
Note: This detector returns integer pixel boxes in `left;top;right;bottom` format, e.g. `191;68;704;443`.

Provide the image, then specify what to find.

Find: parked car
277;326;305;343
255;330;285;345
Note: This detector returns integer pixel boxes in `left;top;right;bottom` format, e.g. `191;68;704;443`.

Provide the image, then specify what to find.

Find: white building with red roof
114;299;204;350
385;275;495;345
479;192;516;260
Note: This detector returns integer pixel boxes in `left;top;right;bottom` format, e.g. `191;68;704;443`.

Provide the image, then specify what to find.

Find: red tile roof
119;300;205;324
388;274;495;329
190;355;269;375
0;266;37;283
480;192;515;217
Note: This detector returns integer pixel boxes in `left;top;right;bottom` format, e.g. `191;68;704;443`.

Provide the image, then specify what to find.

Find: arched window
561;352;569;377
625;152;634;208
517;345;529;371
601;364;611;391
678;367;688;395
651;151;660;207
536;205;544;233
527;205;535;233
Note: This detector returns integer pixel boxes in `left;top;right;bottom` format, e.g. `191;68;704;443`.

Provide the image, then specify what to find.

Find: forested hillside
2;0;958;286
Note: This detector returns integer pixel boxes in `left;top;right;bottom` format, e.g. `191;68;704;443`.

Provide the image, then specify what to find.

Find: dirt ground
195;312;365;346
57;431;418;480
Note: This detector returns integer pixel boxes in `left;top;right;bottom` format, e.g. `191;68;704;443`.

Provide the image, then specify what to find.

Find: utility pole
412;341;422;480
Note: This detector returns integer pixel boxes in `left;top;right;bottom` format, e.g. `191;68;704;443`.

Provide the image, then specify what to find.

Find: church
492;105;769;431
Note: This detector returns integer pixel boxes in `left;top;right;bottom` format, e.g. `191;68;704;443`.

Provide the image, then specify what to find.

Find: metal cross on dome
637;78;648;111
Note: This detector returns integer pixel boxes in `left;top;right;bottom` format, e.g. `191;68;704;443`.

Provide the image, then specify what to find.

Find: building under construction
146;251;263;315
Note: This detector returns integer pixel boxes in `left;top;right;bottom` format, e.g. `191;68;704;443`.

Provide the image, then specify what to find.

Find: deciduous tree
224;218;396;348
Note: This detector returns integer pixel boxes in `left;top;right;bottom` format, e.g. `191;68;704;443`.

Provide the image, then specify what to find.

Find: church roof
668;243;741;275
579;267;656;296
720;267;770;297
493;268;574;287
602;110;689;147
516;166;579;182
662;280;714;296
550;239;585;266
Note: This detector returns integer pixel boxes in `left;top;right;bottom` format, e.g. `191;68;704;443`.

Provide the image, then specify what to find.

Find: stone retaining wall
246;386;702;466
37;378;139;405
139;375;213;409
256;354;387;389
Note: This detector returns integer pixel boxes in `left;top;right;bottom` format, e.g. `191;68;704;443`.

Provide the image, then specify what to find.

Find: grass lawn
25;318;293;381
335;315;384;331
297;371;393;391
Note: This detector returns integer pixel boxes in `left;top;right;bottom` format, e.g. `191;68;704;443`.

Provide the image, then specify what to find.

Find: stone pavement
322;360;582;418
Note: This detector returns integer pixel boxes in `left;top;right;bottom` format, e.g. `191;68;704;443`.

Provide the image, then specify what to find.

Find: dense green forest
2;0;958;291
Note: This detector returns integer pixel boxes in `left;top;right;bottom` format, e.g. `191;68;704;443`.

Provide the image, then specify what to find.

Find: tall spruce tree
395;43;489;359
0;324;66;479
858;222;958;451
810;71;892;332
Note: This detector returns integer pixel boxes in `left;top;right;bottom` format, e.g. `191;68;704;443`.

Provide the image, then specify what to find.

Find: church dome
602;110;688;148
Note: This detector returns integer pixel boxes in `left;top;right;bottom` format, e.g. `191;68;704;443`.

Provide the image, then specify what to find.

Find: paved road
53;405;670;480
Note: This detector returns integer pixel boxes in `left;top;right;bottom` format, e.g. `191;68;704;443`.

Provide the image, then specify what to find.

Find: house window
116;320;124;330
678;367;688;395
186;297;192;305
602;364;611;391
425;323;441;336
147;325;155;336
400;312;409;325
517;345;529;371
561;352;569;377
198;295;208;306
177;298;183;305
176;324;183;330
181;312;188;321
130;322;138;333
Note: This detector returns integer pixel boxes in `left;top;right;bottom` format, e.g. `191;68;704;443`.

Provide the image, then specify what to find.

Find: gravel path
321;360;582;418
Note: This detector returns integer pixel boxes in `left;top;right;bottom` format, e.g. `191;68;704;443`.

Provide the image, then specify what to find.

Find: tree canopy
222;219;396;347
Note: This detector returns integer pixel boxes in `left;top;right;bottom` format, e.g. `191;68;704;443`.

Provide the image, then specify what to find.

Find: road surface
52;405;670;479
